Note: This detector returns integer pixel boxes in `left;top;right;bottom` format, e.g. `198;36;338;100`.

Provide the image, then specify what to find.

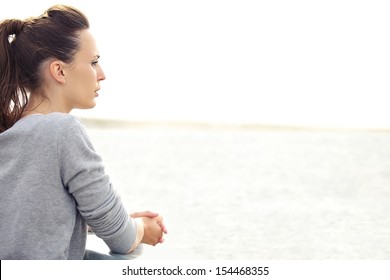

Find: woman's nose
97;65;106;81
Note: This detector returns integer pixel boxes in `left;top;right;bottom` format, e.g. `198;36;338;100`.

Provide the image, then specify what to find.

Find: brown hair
0;5;89;133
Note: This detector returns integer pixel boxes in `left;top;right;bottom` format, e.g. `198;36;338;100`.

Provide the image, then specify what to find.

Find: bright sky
2;0;390;128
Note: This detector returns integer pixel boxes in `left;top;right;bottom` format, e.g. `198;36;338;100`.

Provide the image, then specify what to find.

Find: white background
2;0;390;128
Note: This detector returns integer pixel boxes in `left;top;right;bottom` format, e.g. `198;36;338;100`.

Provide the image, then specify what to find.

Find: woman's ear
48;60;66;84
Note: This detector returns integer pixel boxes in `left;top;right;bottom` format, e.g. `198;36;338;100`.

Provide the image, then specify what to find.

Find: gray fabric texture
0;113;136;259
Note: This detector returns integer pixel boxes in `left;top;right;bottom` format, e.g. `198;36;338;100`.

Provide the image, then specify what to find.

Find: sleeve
56;115;136;254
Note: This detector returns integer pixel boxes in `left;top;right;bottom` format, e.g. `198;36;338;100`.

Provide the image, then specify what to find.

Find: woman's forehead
76;29;99;58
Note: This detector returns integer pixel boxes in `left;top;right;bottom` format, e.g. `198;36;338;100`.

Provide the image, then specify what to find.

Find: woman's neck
22;95;55;117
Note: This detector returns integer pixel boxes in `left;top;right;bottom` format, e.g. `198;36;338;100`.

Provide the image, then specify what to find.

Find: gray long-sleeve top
0;113;136;259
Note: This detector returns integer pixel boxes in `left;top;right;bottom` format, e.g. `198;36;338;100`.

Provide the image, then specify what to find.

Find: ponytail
0;5;89;133
0;19;28;133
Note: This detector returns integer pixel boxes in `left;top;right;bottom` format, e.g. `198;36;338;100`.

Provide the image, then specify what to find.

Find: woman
0;5;167;259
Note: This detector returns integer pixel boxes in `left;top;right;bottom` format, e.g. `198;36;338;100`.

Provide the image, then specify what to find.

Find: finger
130;211;159;218
157;221;168;234
133;211;159;218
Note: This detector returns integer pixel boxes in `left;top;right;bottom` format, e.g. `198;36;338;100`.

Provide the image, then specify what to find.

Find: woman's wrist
128;218;144;253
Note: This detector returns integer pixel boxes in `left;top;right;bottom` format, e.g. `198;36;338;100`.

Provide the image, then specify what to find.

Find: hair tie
7;19;25;43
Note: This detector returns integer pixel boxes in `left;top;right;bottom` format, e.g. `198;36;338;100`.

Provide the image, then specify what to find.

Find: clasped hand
130;211;168;246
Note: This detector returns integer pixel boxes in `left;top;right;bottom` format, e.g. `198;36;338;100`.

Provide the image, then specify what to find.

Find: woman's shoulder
45;113;87;137
45;112;83;124
1;113;89;151
12;112;86;138
30;113;85;131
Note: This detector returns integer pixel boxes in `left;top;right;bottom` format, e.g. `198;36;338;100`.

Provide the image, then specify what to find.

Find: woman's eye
92;61;99;66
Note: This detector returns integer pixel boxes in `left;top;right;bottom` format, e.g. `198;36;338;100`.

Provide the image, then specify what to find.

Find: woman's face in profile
61;29;106;111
